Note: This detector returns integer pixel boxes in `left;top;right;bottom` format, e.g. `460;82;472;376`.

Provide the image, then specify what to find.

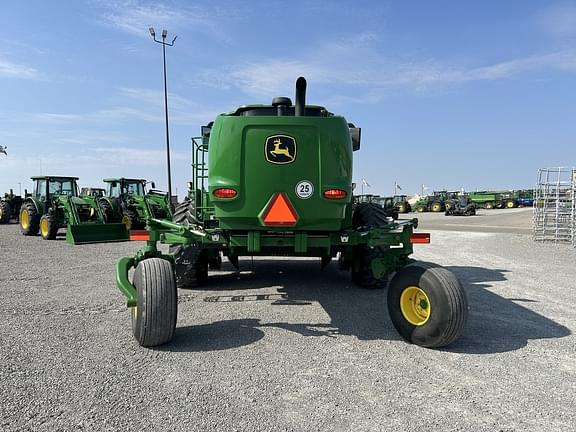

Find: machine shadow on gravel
444;266;571;354
159;259;570;354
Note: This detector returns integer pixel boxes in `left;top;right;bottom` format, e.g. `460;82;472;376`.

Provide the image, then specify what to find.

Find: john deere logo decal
265;135;296;164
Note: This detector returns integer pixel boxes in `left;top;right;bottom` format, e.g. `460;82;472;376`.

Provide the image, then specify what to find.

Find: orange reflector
130;230;149;241
213;188;237;198
410;233;430;244
323;189;347;199
262;192;298;226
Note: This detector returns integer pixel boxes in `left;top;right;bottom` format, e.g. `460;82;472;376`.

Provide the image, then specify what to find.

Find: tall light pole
149;27;177;209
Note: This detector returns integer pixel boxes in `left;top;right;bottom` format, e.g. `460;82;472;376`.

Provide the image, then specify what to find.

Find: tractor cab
31;176;79;202
104;178;148;198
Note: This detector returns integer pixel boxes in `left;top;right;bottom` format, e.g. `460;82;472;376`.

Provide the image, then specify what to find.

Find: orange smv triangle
262;192;298;226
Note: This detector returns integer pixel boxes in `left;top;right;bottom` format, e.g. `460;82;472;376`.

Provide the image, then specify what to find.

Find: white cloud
192;47;576;101
95;0;229;41
0;56;39;79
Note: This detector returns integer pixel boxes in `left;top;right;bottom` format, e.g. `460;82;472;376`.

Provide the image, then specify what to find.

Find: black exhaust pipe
295;77;307;116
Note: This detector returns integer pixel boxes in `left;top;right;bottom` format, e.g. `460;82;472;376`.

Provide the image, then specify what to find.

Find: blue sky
1;0;575;198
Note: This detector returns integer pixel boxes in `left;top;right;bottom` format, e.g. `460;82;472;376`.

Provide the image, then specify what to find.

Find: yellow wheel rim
0;207;3;219
122;215;131;230
40;217;49;237
400;286;431;326
20;209;29;229
432;204;441;212
507;201;514;208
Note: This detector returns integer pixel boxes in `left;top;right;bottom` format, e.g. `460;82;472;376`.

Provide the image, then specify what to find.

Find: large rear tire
0;201;11;224
131;258;177;347
351;202;389;289
387;262;468;348
20;202;40;236
170;199;208;287
431;202;442;212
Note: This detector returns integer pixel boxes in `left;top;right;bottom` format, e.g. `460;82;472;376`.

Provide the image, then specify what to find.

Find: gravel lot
1;210;574;431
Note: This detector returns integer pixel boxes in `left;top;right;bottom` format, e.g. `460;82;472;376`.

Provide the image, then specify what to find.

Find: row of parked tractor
0;176;172;244
355;189;534;218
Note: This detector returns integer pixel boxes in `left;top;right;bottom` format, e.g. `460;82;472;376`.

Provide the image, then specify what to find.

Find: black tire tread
132;258;177;347
388;262;468;348
170;198;207;287
351;202;390;289
0;201;10;224
20;202;40;236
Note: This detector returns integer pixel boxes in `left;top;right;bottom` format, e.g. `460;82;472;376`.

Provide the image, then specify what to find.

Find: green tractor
116;77;468;349
80;187;106;198
98;178;172;230
393;195;411;213
354;194;398;219
0;189;24;224
19;176;129;244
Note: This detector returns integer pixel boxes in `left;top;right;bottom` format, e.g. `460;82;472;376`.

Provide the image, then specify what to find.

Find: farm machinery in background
80;187;106;198
444;195;476;216
116;77;468;349
0;190;24;224
413;190;456;212
98;178;173;230
468;189;534;209
18;176;128;244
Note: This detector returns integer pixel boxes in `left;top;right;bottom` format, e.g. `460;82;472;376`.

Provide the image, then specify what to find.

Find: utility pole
149;27;177;209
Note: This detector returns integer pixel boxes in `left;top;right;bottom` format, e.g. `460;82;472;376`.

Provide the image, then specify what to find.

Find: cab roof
31;176;79;181
103;178;146;183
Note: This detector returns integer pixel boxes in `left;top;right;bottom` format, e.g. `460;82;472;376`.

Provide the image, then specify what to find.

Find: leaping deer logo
266;135;296;164
270;138;294;161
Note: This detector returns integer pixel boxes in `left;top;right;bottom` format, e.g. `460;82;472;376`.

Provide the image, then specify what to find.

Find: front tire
121;209;139;230
387;262;468;348
131;258;177;347
431;202;442;212
40;214;58;240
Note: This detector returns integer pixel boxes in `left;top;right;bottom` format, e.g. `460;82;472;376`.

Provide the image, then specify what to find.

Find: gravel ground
0;215;574;431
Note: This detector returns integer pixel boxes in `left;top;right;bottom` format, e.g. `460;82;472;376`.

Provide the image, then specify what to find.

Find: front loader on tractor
99;178;172;230
116;77;468;349
19;176;128;244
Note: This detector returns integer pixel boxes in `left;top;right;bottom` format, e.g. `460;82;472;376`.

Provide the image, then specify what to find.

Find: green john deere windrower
116;77;468;348
19;176;128;244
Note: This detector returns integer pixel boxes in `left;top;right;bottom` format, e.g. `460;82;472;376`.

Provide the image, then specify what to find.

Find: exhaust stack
295;77;307;116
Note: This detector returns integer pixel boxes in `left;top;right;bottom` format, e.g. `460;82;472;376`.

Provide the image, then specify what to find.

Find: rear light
323;189;347;199
213;188;237;199
410;233;430;244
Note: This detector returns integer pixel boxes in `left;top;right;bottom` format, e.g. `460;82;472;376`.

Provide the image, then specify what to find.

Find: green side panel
208;115;353;231
65;223;129;245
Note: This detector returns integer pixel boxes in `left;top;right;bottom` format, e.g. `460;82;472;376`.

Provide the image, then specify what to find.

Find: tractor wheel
19;203;40;236
121;210;139;230
131;258;177;347
170;199;208;287
351;202;389;289
397;203;406;213
416;206;425;213
209;253;223;270
99;199;115;223
445;201;453;211
39;214;58;240
506;200;515;209
0;201;11;224
431;202;442;212
485;202;493;209
387;262;468;348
